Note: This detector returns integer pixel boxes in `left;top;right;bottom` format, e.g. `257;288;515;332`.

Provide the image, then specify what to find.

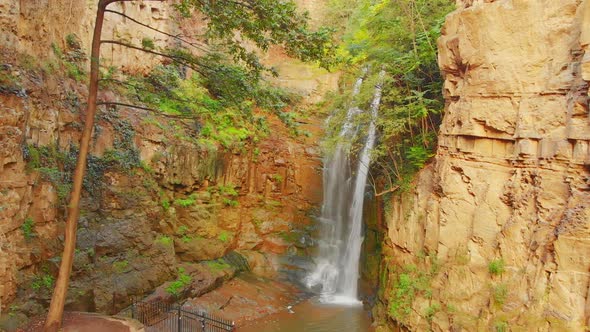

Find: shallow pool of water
237;298;374;332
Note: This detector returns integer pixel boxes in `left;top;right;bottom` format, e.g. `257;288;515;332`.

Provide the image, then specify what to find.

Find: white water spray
306;70;384;305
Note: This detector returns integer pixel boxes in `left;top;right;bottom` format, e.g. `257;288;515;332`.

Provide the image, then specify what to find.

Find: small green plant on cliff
209;184;238;197
141;37;155;50
165;268;192;297
222;198;239;207
177;226;193;243
155;235;173;246
271;174;284;184
0;65;22;94
387;263;439;324
174;195;197;207
494;320;508;332
205;259;231;272
217;230;232;243
424;302;441;322
492;283;508;306
112;260;129;274
177;225;189;235
279;231;299;244
21;217;35;240
488;258;506;276
51;34;87;83
31;274;55;292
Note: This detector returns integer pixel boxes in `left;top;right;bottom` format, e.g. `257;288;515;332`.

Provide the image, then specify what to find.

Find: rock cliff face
0;0;334;327
374;1;590;331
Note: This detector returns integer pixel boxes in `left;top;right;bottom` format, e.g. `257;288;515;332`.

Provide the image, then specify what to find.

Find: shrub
31;274;55;291
205;260;231;271
165;268;192;296
492;283;508;306
155;235;173;246
112;260;129;273
217;231;232;243
494;320;508;332
424;303;441;322
21;217;35;240
488;258;505;276
174;195;196;207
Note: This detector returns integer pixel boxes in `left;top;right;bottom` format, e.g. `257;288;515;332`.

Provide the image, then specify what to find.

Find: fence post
131;298;136;319
177;306;181;332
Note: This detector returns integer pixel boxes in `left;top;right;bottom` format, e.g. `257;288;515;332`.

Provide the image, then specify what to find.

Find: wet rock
236;250;277;278
183;273;301;325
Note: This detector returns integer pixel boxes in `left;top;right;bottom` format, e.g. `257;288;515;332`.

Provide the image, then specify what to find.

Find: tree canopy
321;0;454;194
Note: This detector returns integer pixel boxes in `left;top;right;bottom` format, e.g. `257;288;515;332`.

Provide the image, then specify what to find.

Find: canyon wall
374;0;590;331
0;0;335;327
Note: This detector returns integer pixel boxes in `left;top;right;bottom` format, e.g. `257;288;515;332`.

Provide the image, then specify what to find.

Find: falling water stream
306;70;384;304
240;72;383;331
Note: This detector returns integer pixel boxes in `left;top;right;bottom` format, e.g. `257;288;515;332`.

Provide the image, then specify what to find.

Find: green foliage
112;260;129;273
21;217;35;240
494;320;508;332
205;259;232;271
323;0;454;194
165;268;192;296
217;230;232;243
0;65;22;94
161;198;171;211
141;37;155;50
155;235;173;246
174;0;337;75
222;198;239;207
265;199;283;208
140;161;154;174
387;263;439;324
492;283;508;306
107;0;337;142
52;34;87;82
211;184;238;197
23;144;73;204
424;303;441;322
488;259;506;276
279;231;299;244
271;174;284;184
177;225;189;235
31;274;55;292
174;194;197;207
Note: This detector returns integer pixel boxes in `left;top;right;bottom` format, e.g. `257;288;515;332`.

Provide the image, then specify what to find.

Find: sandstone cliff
0;1;335;328
374;1;590;331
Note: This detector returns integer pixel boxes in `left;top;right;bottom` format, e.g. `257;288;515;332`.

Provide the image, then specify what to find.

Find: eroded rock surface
374;1;590;331
0;1;331;328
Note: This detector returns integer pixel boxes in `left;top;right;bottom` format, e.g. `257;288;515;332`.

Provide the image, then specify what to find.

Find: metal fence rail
129;299;235;332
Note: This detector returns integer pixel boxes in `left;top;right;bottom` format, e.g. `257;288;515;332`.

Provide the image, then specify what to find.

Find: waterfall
306;70;384;305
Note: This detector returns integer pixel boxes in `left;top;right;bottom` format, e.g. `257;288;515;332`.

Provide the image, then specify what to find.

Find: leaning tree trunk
43;1;164;329
43;1;109;330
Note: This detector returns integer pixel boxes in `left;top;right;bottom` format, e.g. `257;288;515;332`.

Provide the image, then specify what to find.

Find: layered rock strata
0;0;333;327
375;1;590;331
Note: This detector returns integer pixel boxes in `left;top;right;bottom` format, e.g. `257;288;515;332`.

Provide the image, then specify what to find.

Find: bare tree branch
100;39;210;74
104;9;211;52
97;101;196;119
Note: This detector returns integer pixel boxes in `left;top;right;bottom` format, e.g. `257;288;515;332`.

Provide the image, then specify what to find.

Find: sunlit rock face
374;1;590;331
0;0;334;324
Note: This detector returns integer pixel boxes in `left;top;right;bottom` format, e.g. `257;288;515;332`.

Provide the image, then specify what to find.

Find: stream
237;298;374;332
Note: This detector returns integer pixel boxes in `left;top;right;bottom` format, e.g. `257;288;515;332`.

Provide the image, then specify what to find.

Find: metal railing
128;299;235;332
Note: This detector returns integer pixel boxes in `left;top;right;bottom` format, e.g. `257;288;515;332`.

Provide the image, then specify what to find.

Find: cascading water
306;70;384;305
